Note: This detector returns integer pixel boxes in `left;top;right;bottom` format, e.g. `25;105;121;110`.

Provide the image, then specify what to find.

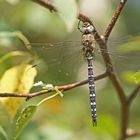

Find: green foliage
122;71;140;84
133;71;140;84
5;0;21;5
116;36;140;53
53;0;78;32
114;36;140;83
14;105;37;139
0;31;31;49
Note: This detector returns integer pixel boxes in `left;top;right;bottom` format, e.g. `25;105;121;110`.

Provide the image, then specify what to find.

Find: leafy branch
0;71;109;99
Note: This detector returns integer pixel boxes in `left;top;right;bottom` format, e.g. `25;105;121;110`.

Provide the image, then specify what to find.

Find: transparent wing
27;41;84;84
26;35;140;84
28;41;82;66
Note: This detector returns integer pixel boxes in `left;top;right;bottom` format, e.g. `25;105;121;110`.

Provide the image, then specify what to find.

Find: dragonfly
27;21;140;127
78;21;97;126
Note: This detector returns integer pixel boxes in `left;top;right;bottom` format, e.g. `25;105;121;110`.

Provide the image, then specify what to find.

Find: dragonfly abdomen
87;56;97;126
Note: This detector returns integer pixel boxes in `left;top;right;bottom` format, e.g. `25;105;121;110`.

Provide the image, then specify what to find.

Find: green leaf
14;105;37;139
121;71;140;84
116;36;140;53
0;126;7;140
24;3;77;38
133;70;140;84
5;0;20;5
53;0;78;32
0;31;31;49
0;51;31;65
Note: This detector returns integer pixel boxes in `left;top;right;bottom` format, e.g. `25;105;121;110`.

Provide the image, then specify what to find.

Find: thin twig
31;0;57;12
0;72;108;99
104;0;127;41
31;0;96;28
92;31;126;105
101;1;129;140
78;13;94;25
57;71;109;91
127;84;140;104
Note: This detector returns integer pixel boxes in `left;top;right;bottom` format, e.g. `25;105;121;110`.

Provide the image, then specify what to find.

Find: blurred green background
0;0;140;140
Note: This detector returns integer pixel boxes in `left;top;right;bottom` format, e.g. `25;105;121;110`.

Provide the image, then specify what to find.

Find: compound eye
87;26;94;33
80;27;87;33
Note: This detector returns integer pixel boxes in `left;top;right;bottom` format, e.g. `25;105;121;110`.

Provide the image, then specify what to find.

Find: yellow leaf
0;64;37;119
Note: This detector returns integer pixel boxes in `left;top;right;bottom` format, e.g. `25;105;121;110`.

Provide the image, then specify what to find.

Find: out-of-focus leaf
0;102;9;126
116;36;140;53
39;125;73;140
121;71;140;84
129;35;140;42
0;50;33;80
0;51;31;65
133;70;140;84
53;0;78;32
89;114;118;137
24;3;76;38
5;0;20;5
14;105;37;139
42;97;62;113
0;64;37;119
0;31;31;49
0;126;7;140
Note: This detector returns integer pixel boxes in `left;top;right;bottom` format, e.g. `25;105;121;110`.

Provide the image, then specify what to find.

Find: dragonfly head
80;22;95;34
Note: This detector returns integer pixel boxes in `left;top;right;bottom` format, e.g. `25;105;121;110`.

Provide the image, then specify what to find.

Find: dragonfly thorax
82;34;94;46
82;33;95;58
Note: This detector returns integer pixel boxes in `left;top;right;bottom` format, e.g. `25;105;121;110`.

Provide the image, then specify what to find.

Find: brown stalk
104;0;127;41
0;72;108;100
